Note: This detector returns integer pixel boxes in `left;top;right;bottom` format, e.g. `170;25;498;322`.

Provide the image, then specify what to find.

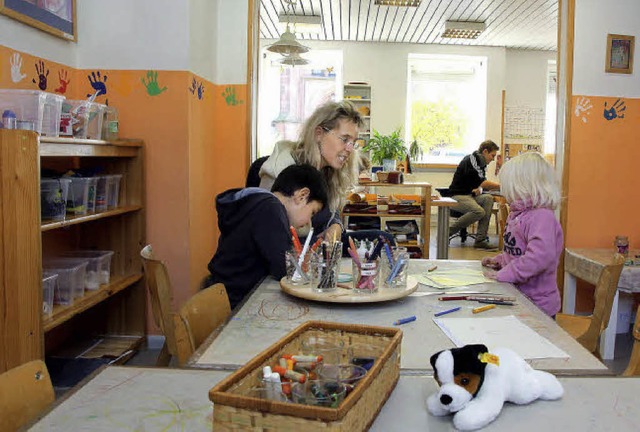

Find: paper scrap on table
433;315;570;360
418;268;495;289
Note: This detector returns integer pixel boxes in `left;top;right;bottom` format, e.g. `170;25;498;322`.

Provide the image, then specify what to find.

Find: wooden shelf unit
342;181;432;258
344;83;372;145
0;130;146;372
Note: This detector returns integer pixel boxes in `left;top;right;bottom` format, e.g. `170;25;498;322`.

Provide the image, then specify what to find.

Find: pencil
393;316;416;326
478;300;515;306
472;304;496;314
434;306;461;317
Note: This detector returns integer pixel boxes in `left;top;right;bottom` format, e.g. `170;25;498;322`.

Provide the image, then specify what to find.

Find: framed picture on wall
605;34;634;74
0;0;76;41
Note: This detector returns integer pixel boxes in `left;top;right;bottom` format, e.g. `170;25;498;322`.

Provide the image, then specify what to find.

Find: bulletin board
502;106;545;162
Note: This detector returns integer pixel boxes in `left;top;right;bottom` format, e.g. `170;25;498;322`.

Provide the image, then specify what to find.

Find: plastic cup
317;364;367;394
300;336;344;365
381;247;410;288
310;242;342;293
291;380;346;407
352;259;379;294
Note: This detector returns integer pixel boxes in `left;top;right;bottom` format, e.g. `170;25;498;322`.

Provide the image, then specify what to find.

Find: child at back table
482;152;563;317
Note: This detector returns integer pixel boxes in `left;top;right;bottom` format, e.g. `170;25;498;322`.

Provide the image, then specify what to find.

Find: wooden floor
427;226;501;261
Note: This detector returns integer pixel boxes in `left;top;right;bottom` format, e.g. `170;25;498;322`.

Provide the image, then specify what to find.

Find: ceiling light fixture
375;0;421;6
267;0;310;57
278;14;322;34
279;52;310;67
441;21;486;39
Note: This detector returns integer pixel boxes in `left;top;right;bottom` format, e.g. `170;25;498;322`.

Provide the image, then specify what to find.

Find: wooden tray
280;276;418;303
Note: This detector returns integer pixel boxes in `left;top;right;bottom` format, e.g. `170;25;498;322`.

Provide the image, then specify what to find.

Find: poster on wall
0;0;76;41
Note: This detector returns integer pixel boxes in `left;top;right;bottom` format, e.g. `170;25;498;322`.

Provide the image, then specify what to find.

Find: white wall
214;0;248;84
573;0;640;97
505;49;556;107
189;0;217;82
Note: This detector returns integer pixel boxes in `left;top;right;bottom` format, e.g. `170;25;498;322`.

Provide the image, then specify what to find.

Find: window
406;54;487;165
544;60;557;155
257;50;343;158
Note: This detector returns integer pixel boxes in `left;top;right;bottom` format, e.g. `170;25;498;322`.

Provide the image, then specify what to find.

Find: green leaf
362;127;408;165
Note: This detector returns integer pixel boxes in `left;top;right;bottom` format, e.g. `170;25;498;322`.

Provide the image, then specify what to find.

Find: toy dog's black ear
430;350;445;370
466;344;489;356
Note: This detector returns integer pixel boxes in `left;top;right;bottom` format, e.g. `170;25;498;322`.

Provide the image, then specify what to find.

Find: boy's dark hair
271;164;328;208
478;140;499;154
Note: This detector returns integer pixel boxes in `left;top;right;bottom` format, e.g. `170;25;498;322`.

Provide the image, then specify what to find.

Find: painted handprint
188;77;205;100
87;71;108;97
32;59;50;90
604;98;626;120
54;69;71;94
574;96;592;123
141;70;167;96
10;53;27;83
222;86;243;106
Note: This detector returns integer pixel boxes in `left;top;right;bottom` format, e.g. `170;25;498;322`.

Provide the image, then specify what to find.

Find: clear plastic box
95;175;109;212
86;177;98;213
43;259;88;305
60;100;105;139
106;174;123;208
66;177;93;215
40;178;72;221
42;272;58;317
101;106;119;141
0;89;64;136
61;250;114;289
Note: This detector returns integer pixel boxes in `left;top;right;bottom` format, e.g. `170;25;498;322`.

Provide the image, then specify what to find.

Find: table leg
563;272;577;314
600;290;620;360
436;207;450;260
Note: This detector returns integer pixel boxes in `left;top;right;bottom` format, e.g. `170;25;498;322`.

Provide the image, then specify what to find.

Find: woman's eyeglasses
322;127;360;150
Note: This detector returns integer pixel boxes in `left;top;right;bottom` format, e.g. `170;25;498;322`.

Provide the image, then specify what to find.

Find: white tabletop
189;259;607;375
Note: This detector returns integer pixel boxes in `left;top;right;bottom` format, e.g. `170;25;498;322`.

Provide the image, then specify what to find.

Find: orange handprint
54;69;70;94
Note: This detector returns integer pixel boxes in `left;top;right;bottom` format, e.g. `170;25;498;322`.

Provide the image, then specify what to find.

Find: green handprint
222;86;243;106
141;70;168;96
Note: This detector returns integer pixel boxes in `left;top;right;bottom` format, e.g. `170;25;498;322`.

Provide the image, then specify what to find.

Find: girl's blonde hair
292;101;363;210
498;152;561;209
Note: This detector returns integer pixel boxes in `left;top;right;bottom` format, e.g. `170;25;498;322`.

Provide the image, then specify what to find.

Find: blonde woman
260;101;363;240
482;152;563;317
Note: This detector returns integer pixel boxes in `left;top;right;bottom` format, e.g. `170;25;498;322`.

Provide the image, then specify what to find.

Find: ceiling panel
260;0;558;51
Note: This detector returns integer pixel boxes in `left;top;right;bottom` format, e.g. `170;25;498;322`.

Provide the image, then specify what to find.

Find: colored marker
478;300;515;306
472;304;496;314
393;315;416;326
428;265;438;272
438;296;468;301
434;306;461;317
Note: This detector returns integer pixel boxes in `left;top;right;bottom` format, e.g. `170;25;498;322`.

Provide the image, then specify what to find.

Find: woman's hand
322;223;343;244
481;257;501;270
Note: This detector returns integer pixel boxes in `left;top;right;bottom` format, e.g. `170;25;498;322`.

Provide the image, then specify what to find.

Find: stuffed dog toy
427;344;563;431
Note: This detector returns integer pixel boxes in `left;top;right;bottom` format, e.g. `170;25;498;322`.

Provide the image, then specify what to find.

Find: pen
439;296;468;301
434;306;461;317
393;315;416;326
472;304;496;314
478;300;515;306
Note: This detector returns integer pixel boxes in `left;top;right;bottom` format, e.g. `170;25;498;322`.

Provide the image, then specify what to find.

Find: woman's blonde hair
292;101;364;210
498;152;561;209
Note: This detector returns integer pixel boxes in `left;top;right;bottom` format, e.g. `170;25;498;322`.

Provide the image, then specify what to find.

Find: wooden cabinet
344;83;371;145
0;130;146;372
342;181;432;258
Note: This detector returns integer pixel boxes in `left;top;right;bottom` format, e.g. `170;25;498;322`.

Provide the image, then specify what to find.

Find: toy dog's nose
440;394;453;405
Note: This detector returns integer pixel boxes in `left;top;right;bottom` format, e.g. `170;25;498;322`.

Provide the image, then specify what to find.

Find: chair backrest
246;156;269;188
623;305;640;376
577;254;625;353
140;245;178;357
174;283;231;365
0;360;54;431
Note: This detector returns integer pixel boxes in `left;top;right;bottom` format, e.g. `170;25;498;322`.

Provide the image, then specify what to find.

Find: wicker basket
210;321;402;431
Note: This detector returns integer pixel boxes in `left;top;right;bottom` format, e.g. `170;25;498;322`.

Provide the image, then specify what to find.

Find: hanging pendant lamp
267;24;309;56
279;52;309;66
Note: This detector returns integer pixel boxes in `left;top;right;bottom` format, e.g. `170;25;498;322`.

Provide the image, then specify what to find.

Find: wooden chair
556;254;625;356
140;244;178;366
174;283;231;365
623;305;640;376
0;360;54;431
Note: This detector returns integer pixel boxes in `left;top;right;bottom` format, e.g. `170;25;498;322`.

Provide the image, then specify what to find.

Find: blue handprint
188;77;205;100
87;71;108;97
603;98;626;121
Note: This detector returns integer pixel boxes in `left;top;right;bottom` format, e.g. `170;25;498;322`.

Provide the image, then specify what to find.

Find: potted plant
363;128;408;172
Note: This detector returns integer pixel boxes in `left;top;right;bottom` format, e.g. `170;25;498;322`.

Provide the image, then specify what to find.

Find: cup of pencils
352;258;379;294
381;246;410;288
310;241;342;292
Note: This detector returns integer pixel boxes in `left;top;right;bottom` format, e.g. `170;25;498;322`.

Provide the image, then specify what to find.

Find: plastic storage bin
40;178;72;221
95;175;109;212
0;89;64;136
61;250;114;289
106;174;122;208
42;272;58;317
60;100;105;139
101;106;119;141
43;259;89;305
66;177;93;215
86;177;98;213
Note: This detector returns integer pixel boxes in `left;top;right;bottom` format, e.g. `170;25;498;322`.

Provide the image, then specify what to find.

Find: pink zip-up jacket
493;200;563;316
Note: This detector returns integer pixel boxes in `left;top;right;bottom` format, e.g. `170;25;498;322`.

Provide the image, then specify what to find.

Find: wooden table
563;248;640;360
189;259;607;375
28;367;638;431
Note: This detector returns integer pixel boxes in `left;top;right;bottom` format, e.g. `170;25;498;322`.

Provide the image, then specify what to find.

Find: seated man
206;164;328;309
448;140;501;250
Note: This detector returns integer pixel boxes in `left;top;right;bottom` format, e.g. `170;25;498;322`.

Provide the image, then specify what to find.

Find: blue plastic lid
2;110;16;119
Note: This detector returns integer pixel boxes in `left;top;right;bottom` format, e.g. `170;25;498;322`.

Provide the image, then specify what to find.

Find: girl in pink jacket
482;152;563;317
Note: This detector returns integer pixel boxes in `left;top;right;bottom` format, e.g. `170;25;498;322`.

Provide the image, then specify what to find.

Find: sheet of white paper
419;268;495;288
433;315;570;359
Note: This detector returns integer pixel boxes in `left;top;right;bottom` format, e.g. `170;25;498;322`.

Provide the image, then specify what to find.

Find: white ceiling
259;0;558;51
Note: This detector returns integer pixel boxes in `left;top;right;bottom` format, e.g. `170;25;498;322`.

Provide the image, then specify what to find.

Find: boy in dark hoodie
206;164;328;309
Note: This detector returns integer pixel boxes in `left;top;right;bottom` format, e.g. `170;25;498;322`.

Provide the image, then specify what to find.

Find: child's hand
482;267;498;280
481;257;501;270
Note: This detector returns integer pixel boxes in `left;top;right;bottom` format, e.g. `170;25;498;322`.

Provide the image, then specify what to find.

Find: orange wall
1;46;249;329
566;95;640;249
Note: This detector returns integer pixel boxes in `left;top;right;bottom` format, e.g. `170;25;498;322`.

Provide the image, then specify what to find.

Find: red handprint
54;69;70;94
